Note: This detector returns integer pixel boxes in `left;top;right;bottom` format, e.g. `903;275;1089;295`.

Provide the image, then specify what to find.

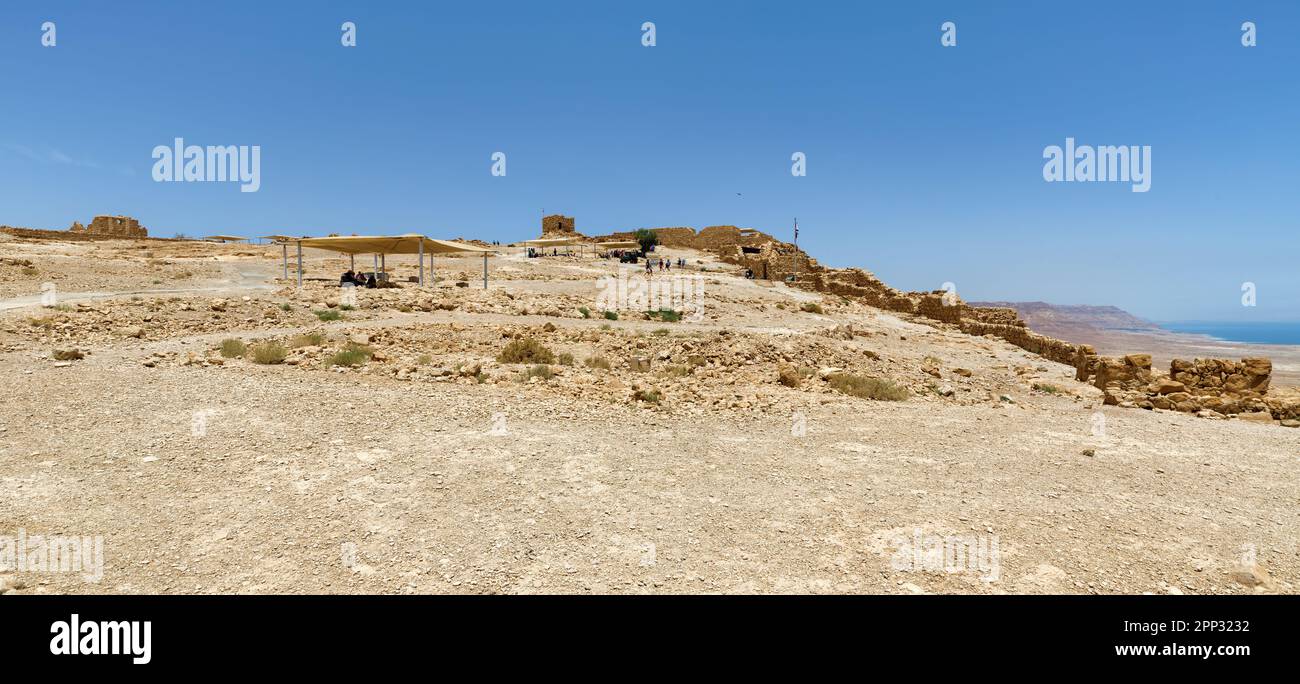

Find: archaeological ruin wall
68;215;148;238
541;214;576;236
588;221;1286;421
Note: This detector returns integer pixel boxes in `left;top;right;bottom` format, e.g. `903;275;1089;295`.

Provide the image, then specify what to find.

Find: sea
1159;322;1300;346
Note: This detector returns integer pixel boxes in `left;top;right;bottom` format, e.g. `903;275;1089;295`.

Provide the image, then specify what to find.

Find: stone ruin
1070;353;1293;420
68;215;148;238
595;225;818;280
541;214;576;237
591;220;1292;423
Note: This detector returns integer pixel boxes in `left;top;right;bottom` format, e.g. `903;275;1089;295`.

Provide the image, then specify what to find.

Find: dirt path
0;261;278;312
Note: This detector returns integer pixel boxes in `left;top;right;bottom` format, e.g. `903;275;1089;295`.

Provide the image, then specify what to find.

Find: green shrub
497;337;554;364
634;228;659;253
603;310;619;321
558;352;575;366
633;388;661;403
339;304;355;311
279;303;293;312
314;309;342;322
1032;382;1060;394
578;306;591;319
248;342;288;365
649;308;681;322
827;373;907;401
219;339;247;358
585;356;612;370
800;302;824;314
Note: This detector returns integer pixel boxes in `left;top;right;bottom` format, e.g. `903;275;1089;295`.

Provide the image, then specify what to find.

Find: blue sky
2;1;1297;322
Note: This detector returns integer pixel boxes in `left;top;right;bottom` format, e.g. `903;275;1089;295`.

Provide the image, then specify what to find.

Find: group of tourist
340;270;377;288
643;257;687;274
526;247;573;258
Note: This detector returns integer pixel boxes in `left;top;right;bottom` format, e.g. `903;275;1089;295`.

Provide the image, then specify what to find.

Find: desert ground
1;233;1296;595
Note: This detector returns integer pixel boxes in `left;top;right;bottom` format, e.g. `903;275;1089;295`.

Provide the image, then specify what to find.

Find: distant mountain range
967;301;1161;344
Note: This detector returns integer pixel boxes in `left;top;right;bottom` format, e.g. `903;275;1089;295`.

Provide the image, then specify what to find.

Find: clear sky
2;1;1296;322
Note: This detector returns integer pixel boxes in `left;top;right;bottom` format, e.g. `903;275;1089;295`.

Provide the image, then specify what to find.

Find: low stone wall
1074;354;1286;417
959;320;1083;366
965;306;1024;327
2;225;163;242
1170;358;1271;397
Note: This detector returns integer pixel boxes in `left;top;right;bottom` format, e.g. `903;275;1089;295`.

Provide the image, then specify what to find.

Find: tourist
340;270;355;286
366;273;377;288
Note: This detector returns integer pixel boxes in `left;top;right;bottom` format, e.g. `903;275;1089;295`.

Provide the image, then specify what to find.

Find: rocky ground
0;235;1296;595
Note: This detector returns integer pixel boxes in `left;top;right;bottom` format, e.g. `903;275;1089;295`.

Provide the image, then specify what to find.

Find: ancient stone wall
964;306;1024;327
541;214;576;236
68;215;148;238
959;319;1084;366
1170;358;1271;397
587;221;1283;419
1072;354;1289;418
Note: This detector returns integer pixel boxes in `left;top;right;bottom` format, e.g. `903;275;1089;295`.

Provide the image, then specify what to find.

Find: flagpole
792;218;799;283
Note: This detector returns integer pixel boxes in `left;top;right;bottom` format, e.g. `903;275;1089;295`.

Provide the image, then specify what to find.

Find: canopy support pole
350;254;354;271
296;242;303;287
483;253;488;289
381;253;385;280
373;253;378;278
418;239;425;287
281;243;287;280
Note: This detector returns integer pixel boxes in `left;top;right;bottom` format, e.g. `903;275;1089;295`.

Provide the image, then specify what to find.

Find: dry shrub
249;342;288;365
220;339;247;357
827;373;907;401
290;332;325;348
514;364;553;382
497;337;554;364
633;388;661;403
